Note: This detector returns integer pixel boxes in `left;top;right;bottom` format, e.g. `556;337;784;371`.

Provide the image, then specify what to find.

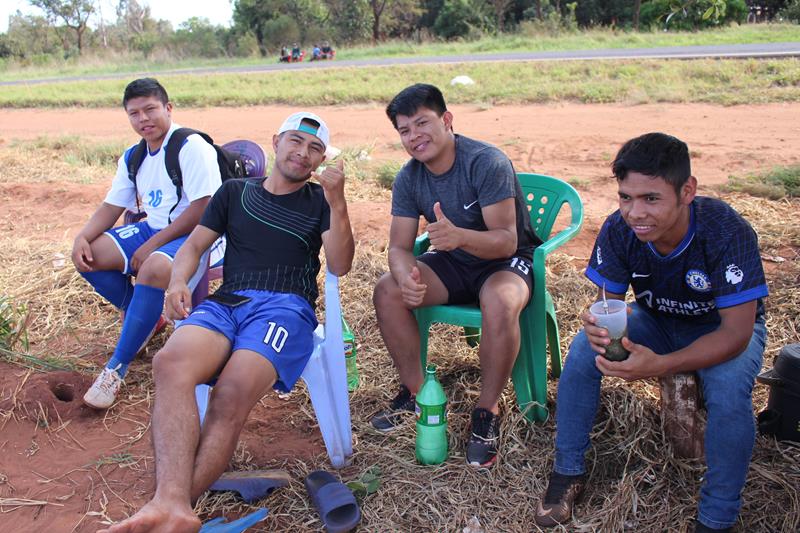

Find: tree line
1;0;798;63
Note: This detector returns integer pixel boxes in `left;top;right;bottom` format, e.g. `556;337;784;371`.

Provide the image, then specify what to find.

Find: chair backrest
517;173;583;242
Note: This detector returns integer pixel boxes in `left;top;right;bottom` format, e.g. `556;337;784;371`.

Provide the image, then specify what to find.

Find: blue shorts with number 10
178;289;318;393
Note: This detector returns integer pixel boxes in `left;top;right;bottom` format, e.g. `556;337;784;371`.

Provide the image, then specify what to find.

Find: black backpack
126;128;247;223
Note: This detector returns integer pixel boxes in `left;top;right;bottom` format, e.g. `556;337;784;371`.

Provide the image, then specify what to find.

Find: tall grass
725;164;800;199
12;135;128;168
343;23;800;59
1;58;797;108
375;161;405;190
0;24;797;82
0;296;29;352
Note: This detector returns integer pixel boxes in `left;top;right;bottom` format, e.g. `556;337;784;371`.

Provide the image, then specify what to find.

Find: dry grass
0;139;798;532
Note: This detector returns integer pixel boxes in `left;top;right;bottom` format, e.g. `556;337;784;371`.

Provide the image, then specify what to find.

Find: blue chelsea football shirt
585;196;768;324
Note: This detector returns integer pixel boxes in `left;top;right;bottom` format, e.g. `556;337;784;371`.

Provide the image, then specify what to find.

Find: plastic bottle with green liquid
415;364;448;465
342;317;359;391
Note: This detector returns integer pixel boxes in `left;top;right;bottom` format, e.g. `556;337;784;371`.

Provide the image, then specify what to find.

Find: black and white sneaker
466;408;500;468
369;385;416;432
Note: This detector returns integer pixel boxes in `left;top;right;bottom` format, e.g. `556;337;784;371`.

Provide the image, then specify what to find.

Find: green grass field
1;57;798;108
726;164;800;198
0;23;798;82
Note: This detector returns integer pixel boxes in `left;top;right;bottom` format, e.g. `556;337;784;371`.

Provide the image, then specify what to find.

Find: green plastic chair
413;173;584;422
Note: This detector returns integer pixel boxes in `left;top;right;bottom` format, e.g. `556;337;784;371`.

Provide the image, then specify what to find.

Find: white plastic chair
194;271;353;468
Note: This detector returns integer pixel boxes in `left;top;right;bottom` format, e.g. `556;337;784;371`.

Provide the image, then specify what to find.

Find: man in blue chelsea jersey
535;133;768;532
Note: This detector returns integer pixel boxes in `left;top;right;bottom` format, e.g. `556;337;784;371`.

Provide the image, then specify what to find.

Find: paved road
3;41;799;86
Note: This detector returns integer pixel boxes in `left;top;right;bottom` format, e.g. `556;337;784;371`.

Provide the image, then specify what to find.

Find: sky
1;0;235;34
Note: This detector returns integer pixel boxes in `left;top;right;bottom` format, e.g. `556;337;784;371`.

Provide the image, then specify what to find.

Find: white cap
278;112;330;148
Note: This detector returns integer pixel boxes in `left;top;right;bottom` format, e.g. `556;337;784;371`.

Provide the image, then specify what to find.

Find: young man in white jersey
71;78;221;409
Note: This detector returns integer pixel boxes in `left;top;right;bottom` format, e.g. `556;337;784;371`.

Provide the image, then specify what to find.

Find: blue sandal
304;470;361;533
200;508;268;532
210;470;290;503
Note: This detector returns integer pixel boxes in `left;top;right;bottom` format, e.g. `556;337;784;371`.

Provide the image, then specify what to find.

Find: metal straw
602;282;609;314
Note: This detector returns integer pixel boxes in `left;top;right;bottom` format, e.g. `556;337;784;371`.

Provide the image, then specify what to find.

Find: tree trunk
76;23;87;54
371;0;387;43
536;0;542;20
255;28;266;57
659;373;705;459
98;2;108;47
373;13;381;42
633;0;642;31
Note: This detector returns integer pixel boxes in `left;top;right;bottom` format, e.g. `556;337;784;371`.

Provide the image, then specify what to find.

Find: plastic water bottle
342;317;359;391
415;364;448;465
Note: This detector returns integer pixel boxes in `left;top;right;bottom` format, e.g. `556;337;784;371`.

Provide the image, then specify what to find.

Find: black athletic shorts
417;250;534;306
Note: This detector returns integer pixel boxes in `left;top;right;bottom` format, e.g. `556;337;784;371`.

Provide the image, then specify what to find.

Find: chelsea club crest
685;269;712;292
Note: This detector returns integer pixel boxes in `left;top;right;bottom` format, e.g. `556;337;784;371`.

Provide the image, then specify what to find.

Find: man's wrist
329;201;348;216
656;353;675;377
455;226;467;249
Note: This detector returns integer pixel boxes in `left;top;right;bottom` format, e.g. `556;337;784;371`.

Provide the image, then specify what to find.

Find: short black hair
385;83;447;129
612;132;691;195
122;78;169;108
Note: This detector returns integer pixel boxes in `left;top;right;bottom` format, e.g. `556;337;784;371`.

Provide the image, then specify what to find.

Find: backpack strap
126;140;148;214
163;128;215;223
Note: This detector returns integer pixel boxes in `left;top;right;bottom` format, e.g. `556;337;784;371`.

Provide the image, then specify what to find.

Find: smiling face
618;171;697;255
395;107;455;175
272;129;326;184
124;95;172;150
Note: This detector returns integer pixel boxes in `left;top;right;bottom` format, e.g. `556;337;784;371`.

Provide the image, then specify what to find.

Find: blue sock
107;284;165;378
81;270;135;311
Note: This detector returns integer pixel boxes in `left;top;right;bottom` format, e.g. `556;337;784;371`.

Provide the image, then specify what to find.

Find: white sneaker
83;366;123;409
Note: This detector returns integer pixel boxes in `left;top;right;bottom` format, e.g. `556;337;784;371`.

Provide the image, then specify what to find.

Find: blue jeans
554;303;766;529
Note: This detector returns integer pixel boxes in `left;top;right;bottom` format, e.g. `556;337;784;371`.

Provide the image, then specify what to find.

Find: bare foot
98;499;201;533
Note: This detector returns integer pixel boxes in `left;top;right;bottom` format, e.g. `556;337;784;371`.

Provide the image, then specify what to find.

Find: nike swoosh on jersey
632;272;651;278
463;200;479;209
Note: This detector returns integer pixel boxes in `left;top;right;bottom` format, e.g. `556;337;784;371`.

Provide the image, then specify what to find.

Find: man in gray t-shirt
371;83;540;468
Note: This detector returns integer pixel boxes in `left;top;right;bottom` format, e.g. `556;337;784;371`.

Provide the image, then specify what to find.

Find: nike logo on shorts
632;272;651;278
463;200;479;210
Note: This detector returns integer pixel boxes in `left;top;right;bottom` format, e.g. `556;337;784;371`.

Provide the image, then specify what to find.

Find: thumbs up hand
400;265;427;308
428;201;461;251
315;159;346;209
433;202;447;222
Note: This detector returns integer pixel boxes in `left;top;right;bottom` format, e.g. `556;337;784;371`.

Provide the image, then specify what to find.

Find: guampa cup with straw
589;299;630;361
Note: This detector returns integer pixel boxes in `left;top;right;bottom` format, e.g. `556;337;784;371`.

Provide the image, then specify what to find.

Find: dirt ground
0;102;798;532
3;101;799;254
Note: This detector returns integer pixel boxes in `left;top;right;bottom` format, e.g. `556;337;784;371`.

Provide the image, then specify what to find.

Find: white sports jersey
105;123;222;230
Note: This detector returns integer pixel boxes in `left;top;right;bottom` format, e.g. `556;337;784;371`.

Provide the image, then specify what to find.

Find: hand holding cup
589;299;630;361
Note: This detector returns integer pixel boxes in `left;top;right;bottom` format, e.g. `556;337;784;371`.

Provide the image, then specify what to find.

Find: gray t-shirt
392;134;540;264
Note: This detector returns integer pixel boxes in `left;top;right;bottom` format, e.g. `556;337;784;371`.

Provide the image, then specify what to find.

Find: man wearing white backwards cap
102;112;354;533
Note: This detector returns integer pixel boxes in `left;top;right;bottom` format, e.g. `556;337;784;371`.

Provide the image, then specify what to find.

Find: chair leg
463;326;481;347
512;306;548;423
414;309;432;370
301;336;349;469
546;307;562;378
